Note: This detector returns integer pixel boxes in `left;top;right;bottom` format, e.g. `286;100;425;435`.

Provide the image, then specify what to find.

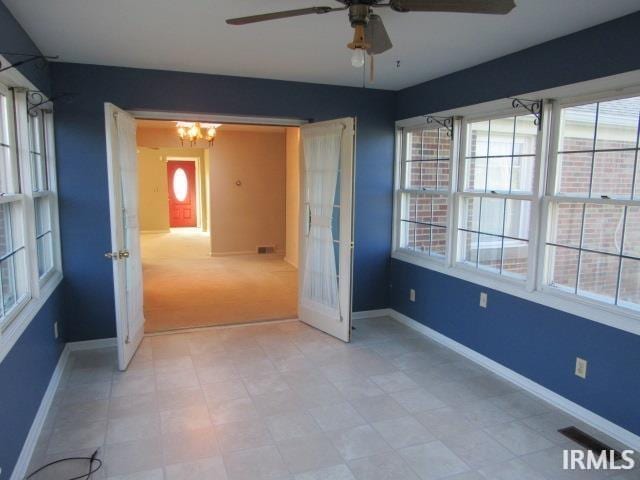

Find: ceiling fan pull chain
369;54;375;83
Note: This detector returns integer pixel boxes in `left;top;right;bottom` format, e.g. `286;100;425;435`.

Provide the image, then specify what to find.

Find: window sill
391;250;640;336
0;270;63;363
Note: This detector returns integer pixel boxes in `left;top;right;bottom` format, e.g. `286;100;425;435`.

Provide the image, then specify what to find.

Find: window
544;95;640;312
0;83;29;325
28;111;56;279
397;125;452;259
0;80;61;335
457;114;538;279
393;87;640;331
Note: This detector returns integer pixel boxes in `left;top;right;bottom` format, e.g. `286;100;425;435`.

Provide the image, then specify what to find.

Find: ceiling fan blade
226;7;340;25
389;0;515;14
365;15;393;55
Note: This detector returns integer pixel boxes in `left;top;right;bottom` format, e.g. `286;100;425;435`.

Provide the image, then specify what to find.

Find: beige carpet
141;229;298;333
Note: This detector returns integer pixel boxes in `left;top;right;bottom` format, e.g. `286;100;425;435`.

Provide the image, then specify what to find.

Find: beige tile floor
27;317;639;480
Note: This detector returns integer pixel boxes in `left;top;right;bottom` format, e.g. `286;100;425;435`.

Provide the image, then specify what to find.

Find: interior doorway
135;119;301;333
105;106;356;369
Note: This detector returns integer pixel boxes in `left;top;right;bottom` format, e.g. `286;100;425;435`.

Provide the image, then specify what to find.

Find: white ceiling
5;0;639;90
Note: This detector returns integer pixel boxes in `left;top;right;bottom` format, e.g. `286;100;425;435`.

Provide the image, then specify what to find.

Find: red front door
167;161;197;227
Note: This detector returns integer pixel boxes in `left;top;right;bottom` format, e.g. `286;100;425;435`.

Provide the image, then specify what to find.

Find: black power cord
25;449;102;480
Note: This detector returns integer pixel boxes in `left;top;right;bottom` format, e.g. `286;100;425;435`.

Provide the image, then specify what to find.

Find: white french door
298;117;355;342
104;103;145;370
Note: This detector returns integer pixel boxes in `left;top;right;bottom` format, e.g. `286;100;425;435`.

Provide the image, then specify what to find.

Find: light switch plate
409;289;416;302
575;357;588;379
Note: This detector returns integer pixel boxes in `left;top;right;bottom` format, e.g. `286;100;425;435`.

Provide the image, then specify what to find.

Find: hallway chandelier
176;121;221;146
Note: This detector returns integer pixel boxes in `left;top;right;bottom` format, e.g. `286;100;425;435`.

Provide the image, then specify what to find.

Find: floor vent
257;246;276;254
558;426;622;461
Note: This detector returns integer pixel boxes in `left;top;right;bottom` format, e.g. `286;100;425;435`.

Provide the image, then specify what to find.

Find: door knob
104;250;130;259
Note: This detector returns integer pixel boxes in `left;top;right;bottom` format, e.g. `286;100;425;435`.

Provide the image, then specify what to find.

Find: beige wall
138;126;211;232
136;143;208;232
285;127;300;267
138;147;170;232
210;130;286;255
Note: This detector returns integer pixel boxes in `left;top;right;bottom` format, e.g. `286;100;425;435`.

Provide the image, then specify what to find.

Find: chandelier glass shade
176;122;221;146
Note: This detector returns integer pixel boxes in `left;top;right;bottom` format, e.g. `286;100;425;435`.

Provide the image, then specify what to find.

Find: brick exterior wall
551;131;639;306
402;128;449;257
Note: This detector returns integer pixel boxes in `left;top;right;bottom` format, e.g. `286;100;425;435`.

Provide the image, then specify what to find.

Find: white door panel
298;117;355;342
105;103;144;370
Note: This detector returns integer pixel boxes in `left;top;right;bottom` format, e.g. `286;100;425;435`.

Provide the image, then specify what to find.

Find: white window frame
393;84;640;337
453;106;549;290
0;62;63;363
537;91;640;319
392;118;461;268
29;109;62;285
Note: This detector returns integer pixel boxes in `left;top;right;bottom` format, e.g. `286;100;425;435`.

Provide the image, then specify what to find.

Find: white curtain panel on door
116;112;144;342
301;123;344;317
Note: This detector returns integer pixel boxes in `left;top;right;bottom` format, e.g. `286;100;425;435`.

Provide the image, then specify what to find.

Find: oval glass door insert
173;168;188;201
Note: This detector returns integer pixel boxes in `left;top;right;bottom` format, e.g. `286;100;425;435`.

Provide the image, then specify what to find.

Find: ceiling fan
226;1;516;70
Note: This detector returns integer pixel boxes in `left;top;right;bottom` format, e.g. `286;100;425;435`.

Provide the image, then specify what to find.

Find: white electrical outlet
409;289;416;302
54;322;59;339
575;357;588;379
479;292;488;308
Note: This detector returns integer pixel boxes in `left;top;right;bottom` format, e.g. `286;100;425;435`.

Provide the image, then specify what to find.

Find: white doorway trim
130;110;309;127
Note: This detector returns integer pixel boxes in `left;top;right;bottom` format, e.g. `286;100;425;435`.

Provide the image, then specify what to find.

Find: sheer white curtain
301;123;344;315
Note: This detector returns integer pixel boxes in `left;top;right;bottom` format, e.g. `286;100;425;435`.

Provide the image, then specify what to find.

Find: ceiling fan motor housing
348;4;371;26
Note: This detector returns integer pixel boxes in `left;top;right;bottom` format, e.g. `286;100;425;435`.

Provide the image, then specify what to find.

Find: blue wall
0;288;65;478
392;11;640;437
397;11;640;119
50;63;396;341
0;3;64;478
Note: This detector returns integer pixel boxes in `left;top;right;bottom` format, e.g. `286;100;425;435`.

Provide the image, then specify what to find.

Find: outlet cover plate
480;292;488;308
409;289;416;302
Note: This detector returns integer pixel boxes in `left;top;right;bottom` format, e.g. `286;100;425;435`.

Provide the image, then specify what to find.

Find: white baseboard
67;337;117;351
386;308;640;451
352;308;394;320
10;345;71;480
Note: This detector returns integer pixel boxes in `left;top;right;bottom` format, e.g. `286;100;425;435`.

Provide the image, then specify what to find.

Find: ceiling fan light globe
351;48;365;68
